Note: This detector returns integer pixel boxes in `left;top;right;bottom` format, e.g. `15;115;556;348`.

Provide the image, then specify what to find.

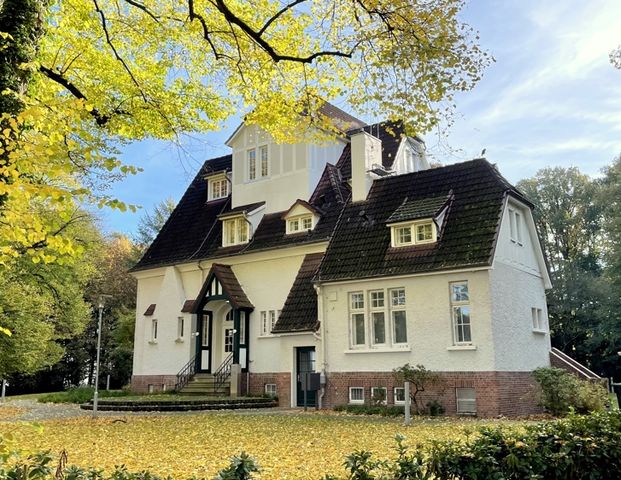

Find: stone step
80;399;277;412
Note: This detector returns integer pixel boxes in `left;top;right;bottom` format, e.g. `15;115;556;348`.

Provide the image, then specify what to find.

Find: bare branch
257;0;307;36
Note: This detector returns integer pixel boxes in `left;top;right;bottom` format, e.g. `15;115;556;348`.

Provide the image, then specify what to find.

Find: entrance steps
550;347;601;380
179;373;230;396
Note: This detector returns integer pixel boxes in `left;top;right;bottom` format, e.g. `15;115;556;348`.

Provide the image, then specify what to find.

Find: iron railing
214;352;233;392
175;354;197;391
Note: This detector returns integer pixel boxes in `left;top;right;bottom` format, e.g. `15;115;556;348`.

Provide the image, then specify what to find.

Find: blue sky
101;0;621;236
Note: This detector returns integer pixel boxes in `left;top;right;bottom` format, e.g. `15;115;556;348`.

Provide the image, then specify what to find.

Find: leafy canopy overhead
0;0;489;266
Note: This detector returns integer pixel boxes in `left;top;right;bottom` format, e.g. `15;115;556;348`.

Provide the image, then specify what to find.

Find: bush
38;387;130;404
533;367;608;416
333;404;404;417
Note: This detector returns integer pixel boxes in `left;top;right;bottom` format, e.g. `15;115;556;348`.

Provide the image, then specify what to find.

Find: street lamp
93;294;111;418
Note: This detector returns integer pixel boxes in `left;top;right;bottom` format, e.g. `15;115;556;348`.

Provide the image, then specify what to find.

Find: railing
214;352;233;392
175;354;197;391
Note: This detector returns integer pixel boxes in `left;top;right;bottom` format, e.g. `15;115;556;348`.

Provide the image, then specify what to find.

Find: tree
393;363;443;414
517;168;619;378
135;198;176;248
0;0;491;269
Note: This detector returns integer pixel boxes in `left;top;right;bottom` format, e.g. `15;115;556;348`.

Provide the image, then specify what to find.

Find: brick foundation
131;375;178;393
247;372;291;407
321;371;541;417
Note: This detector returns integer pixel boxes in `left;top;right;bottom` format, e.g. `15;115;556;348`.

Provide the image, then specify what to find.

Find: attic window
286;215;314;234
390;220;436;247
208;176;228;201
222;217;250;247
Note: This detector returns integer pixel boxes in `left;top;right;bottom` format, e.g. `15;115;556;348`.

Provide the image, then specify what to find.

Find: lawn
0;412;522;479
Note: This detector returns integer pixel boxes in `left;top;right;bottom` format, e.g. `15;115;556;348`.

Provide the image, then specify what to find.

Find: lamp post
93;295;111;418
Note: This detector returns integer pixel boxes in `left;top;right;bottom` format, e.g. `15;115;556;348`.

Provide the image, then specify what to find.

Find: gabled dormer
218;202;265;247
282;199;321;234
386;193;452;248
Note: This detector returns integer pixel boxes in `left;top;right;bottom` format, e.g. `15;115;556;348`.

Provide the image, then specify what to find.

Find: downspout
314;282;327;409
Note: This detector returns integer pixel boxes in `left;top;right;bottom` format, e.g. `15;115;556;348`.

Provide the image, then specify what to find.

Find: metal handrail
214;352;233;392
175;353;197;391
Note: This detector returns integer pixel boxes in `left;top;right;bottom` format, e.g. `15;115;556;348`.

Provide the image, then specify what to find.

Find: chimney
351;130;382;202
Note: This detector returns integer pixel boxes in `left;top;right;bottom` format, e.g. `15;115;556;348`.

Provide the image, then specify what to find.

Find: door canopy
191;263;254;313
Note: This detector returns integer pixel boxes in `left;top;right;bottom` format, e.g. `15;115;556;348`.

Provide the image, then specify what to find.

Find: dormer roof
218;201;265;220
281;199;323;219
387;192;452;224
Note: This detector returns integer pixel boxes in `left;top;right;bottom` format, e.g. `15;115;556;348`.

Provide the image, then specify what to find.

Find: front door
296;347;316;407
197;312;212;372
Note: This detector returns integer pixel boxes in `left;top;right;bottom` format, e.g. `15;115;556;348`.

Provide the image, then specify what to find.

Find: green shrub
38;387;130;404
425;400;445;417
533;367;608;416
333;404;404;417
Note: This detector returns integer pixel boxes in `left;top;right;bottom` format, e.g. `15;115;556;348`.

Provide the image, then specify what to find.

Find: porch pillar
233;308;240;364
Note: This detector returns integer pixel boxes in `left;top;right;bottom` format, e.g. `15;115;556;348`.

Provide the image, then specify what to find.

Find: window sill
175;338;184;343
345;347;411;354
348;401;365;405
258;334;275;339
148;340;158;345
532;329;547;335
447;345;477;351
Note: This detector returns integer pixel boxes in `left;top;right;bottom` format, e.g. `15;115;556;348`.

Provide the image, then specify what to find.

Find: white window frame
208;176;229;201
456;387;477;415
259;145;269;178
269;310;277;332
264;383;277;397
532;307;546;332
222;217;250;247
349;292;366;347
247;149;256;181
247;145;269;181
508;207;523;246
286;214;314;234
450;281;472;345
369;290;386;346
389;288;408;345
390;220;437;247
349;387;365;404
176;316;184;342
150;318;158;343
393;387;405;405
260;311;269;336
370;387;387;405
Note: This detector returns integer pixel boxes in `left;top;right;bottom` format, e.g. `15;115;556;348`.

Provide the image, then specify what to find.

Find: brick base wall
322;371;541;417
247;372;291;407
131;375;177;393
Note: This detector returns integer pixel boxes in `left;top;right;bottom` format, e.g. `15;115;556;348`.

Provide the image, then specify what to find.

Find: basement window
265;383;277;397
394;387;405;405
349;387;365;404
456;387;477;415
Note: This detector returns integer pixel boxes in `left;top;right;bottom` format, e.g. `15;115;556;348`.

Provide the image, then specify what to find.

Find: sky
100;0;621;236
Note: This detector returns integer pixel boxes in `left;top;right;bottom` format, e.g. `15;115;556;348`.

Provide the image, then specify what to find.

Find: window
394;387;405;405
508;208;523;245
260;145;268;177
208;177;228;200
370;290;386;345
239;311;246;344
264;383;277;397
350;292;366;346
371;387;387;405
450;282;472;344
177;317;184;340
247;149;256;181
532;307;545;331
270;310;277;332
260;310;279;336
224;328;234;353
222;217;250;246
456;387;477;415
391;220;437;247
225;310;233;322
390;288;407;344
150;319;158;342
349;387;364;404
201;319;209;347
286;215;314;234
260;311;268;336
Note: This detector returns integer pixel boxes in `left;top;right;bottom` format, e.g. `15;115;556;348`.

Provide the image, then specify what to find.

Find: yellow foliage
0;413;519;479
0;406;22;420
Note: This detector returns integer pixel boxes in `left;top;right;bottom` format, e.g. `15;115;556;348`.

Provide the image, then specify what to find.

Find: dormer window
283;199;320;235
391;220;436;247
287;215;314;234
208;175;229;201
223;217;249;246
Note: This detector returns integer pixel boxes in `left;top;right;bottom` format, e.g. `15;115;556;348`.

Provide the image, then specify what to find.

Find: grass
0;412;524;479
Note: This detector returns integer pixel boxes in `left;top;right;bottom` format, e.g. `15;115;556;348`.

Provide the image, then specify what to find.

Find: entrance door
197;312;212;372
296;347;316;407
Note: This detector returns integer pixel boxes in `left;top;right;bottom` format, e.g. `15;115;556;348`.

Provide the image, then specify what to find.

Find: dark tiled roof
132;157;349;272
317;159;520;282
336;120;405;179
180;300;195;313
193;263;253;310
219;201;265;218
273;253;324;333
144;304;156;316
319;102;367;132
387;193;451;223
